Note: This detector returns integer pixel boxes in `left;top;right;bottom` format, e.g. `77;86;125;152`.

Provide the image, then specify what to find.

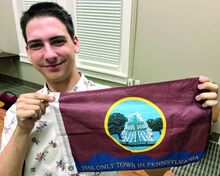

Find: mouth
44;61;65;71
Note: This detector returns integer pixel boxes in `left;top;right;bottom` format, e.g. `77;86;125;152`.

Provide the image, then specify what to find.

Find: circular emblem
105;97;166;153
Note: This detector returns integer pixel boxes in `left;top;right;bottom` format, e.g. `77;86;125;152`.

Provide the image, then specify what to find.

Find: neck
46;70;80;93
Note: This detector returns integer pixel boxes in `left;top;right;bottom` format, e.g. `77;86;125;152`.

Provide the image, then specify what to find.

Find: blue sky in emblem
110;100;160;120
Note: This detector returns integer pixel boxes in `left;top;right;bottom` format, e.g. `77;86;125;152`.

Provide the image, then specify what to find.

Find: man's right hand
16;92;54;133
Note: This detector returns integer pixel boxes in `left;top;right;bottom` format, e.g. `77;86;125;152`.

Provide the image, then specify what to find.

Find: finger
196;92;218;101
27;103;48;119
17;96;49;111
198;82;219;93
199;75;210;83
43;101;49;113
33;93;55;102
39;101;48;115
35;105;43;120
34;100;50;118
17;103;46;121
20;93;54;103
201;100;218;108
17;109;39;122
17;98;45;107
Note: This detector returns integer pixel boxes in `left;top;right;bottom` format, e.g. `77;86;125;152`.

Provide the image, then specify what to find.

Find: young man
0;2;219;176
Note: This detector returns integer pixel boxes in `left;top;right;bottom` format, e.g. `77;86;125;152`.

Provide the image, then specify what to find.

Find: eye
51;38;66;46
28;42;43;50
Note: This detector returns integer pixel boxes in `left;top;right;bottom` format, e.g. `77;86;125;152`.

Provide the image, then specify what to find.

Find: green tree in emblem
108;113;128;139
147;117;163;134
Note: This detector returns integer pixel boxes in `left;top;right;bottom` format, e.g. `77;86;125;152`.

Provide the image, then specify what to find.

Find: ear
72;36;80;53
25;46;32;63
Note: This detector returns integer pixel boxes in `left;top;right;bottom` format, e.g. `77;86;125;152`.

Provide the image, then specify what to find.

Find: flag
57;77;211;172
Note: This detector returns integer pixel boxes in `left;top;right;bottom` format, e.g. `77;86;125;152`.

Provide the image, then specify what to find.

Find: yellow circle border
104;97;166;153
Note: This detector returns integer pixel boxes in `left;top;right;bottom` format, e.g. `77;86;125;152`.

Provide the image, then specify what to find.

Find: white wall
133;0;220;133
0;0;19;54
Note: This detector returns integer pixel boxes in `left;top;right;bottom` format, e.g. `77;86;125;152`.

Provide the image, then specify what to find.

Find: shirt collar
41;72;91;94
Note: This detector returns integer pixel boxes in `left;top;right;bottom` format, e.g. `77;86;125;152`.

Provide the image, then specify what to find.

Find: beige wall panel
133;0;220;132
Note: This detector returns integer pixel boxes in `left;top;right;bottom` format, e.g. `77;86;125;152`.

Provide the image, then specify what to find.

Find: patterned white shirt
0;74;113;176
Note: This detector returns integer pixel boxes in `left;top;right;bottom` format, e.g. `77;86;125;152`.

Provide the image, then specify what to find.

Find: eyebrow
50;35;67;41
27;35;67;45
27;39;41;46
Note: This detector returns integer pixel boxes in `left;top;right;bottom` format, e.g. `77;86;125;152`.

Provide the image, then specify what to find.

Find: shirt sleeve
0;104;17;153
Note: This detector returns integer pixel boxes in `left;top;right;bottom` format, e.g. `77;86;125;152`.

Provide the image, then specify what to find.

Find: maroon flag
58;77;211;172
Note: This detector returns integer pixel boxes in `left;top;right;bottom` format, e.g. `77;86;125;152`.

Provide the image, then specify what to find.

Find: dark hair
20;2;75;44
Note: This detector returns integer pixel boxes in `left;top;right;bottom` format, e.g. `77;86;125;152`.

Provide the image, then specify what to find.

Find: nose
43;43;57;62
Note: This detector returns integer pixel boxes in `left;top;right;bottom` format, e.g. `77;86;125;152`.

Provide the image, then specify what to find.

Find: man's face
25;16;79;83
